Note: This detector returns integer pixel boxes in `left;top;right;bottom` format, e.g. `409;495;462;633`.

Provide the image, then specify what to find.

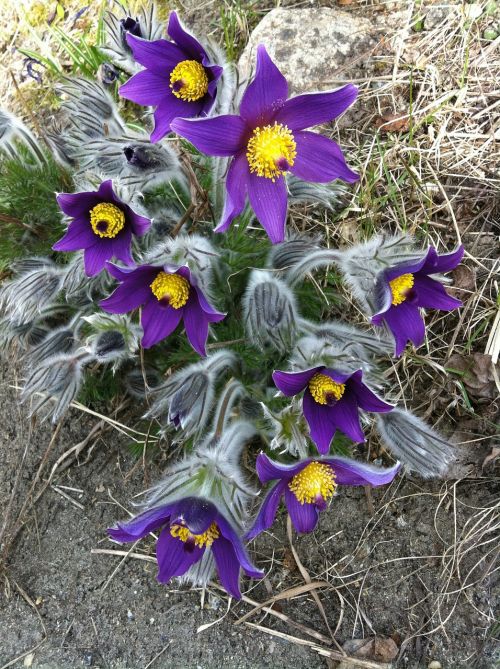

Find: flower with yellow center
89;202;126;239
246;123;297;181
170;521;220;548
309;373;345;405
170;60;209;102
389;273;414;306
288;462;337;505
150;272;190;308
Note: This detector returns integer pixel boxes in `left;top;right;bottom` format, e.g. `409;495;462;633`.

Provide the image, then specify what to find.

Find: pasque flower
109;496;263;599
100;263;224;354
120;11;223;142
273;366;392;454
247;453;400;535
371;246;464;356
53;180;151;276
171;45;358;243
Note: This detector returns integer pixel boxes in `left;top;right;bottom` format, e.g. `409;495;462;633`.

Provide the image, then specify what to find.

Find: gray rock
238;7;375;94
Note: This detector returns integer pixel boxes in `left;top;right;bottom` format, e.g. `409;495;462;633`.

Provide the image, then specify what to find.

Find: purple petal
52;218;95;252
214;151;249;233
193;286;225;321
174;497;218;534
141;299;183;349
96;179;118;203
421;245;465;275
256;452;307;483
322;456;401;487
328;394;365;443
111;229;134;266
284;489;319;534
183;298;209;356
382;302;426;356
100;273;153;313
119;69;170;107
83;240;113;277
414;275;462;311
246;480;287;539
217;515;263;580
240;44;288;126
156;527;204;583
128;211;151;237
126;33;185;74
56;191;99;218
108;504;174;542
212;537;242;598
291;131;358;184
272;367;320;396
303;392;336;454
274;84;358;131
347;371;393;413
151;95;203;143
167;11;207;61
385;256;429;282
105;262;157;283
171;115;248;157
247;173;288;243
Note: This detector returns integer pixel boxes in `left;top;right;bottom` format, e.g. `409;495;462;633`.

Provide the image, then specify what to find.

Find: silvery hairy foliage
21;323;78;367
101;1;164;74
301;319;393;360
261;401;309;458
0;258;64;323
21;351;91;423
376;408;454;478
83;313;142;365
243;270;300;353
145;350;236;438
60;253;115;303
267;235;321;273
0;108;47;164
287;175;348;210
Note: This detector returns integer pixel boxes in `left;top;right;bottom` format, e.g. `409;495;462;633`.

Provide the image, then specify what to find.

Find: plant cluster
0;4;465;599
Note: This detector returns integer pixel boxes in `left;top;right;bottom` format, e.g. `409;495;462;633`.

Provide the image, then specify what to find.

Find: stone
238;8;375;94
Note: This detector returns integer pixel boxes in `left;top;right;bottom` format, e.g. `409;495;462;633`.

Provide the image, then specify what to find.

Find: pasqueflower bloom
120;11;223;142
109;496;263;599
100;263;224;354
371;246;464;356
273;366;392;454
247;453;400;535
171;45;358;244
53;180;151;276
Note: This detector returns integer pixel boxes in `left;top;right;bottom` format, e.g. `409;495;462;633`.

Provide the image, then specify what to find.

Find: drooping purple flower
247;453;400;536
171;45;358;244
99;263;225;354
273;366;393;454
108;496;263;599
119;11;223;142
53;180;151;277
371;246;464;356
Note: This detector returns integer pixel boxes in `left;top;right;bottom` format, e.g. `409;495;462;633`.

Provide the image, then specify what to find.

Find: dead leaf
374;113;410;133
452;265;476;292
448;353;499;400
482;447;500;471
282;548;298;573
343;637;399;662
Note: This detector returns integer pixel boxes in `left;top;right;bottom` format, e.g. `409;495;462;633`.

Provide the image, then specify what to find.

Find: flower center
170;521;220;548
389;273;415;306
89;202;125;239
309;373;345;405
150;272;190;308
289;462;336;505
170;60;208;102
246;123;296;181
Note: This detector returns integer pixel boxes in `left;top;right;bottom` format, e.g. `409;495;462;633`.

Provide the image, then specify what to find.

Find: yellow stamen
89;202;125;239
289;462;336;505
150;272;190;308
309;373;345;405
246;123;296;181
170;522;220;548
389;273;414;306
170;60;208;101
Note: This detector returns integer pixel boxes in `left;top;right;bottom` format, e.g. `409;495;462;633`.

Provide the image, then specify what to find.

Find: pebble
428;662;442;669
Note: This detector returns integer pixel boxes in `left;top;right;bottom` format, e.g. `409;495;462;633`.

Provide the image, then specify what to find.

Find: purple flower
170;45;358;244
99;263;225;354
120;11;223;142
273;366;393;454
53;180;151;277
108;496;263;599
371;246;464;356
247;453;400;536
